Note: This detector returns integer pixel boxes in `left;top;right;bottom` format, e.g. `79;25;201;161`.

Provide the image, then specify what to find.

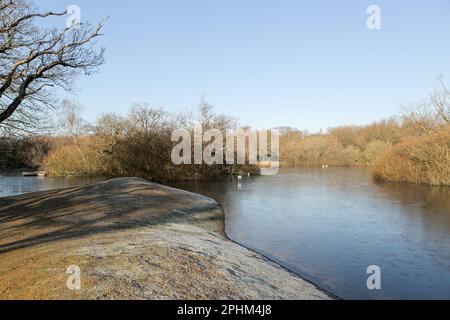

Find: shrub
43;136;103;176
373;125;450;186
359;140;392;165
43;103;249;182
0;136;51;168
281;134;358;167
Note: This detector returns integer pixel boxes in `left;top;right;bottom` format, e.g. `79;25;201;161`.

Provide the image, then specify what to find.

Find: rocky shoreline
0;178;331;300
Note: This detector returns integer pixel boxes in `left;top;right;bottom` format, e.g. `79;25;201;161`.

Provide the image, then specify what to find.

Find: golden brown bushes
40;79;450;186
42;136;103;176
359;140;392;165
373;125;450;186
281;133;358;167
43;103;244;182
329;119;403;149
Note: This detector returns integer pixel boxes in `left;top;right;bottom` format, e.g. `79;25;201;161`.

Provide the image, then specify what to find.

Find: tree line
279;78;450;185
1;1;448;186
1;85;449;185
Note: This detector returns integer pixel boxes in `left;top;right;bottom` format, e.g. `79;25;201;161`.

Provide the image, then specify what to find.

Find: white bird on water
237;175;242;180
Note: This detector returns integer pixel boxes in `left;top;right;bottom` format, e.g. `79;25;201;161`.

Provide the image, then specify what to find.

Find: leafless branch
0;0;106;134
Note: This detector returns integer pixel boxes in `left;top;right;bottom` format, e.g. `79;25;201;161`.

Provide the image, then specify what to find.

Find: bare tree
197;98;237;131
128;103;170;134
0;0;106;134
400;100;440;135
59;99;91;172
431;75;450;124
400;76;450;134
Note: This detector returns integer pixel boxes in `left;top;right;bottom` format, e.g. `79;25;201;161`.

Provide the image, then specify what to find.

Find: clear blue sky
36;0;450;132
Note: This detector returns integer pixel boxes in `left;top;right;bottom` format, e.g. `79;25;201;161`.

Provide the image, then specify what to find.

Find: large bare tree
0;0;106;134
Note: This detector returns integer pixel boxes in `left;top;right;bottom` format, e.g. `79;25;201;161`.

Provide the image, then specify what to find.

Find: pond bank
0;178;331;300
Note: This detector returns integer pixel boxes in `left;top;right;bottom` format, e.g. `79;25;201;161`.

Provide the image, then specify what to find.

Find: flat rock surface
0;178;331;300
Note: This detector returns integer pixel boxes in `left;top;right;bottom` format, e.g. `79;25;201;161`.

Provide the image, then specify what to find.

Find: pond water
0;169;105;198
1;167;450;299
173;168;450;300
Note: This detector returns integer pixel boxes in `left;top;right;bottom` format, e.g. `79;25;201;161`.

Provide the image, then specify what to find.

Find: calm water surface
0;169;105;198
1;168;450;299
173;168;450;300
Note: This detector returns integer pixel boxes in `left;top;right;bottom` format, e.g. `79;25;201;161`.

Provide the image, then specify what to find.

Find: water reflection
0;169;105;198
173;168;450;300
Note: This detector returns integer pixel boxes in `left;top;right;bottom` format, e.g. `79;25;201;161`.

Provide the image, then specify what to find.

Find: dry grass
373;125;450;186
